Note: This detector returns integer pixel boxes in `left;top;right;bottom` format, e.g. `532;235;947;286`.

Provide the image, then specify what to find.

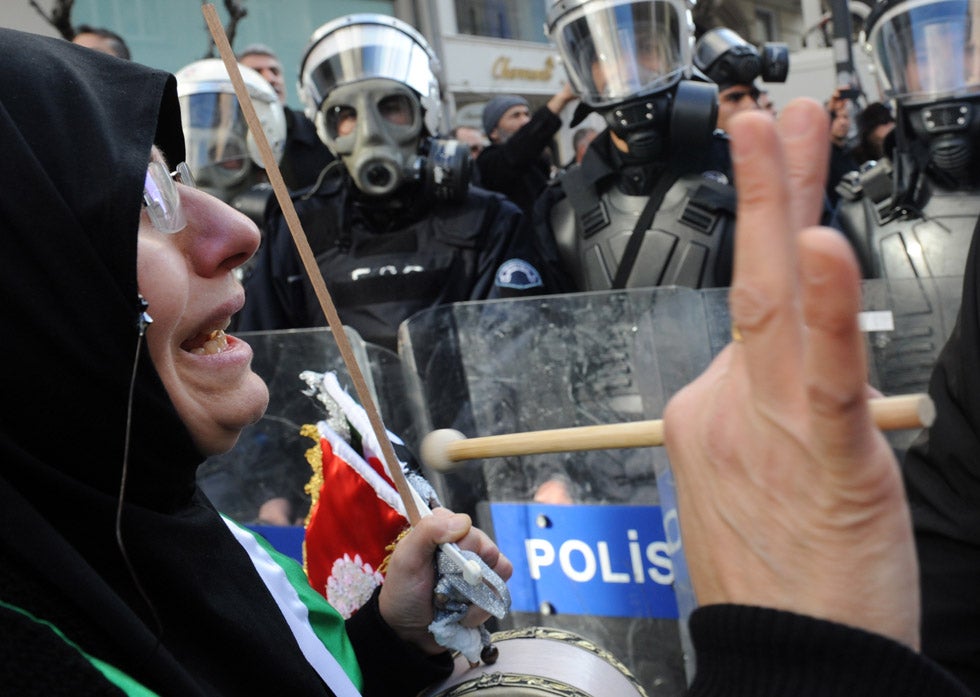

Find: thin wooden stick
421;393;936;470
202;4;421;525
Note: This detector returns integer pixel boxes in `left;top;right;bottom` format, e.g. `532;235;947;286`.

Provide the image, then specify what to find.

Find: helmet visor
870;0;980;103
302;23;438;111
552;0;688;107
178;92;251;191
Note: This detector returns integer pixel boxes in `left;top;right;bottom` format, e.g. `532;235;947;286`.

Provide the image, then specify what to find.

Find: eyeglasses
722;87;761;104
143;161;196;234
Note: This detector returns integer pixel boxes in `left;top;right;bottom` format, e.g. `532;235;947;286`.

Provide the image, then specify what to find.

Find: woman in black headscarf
0;29;508;696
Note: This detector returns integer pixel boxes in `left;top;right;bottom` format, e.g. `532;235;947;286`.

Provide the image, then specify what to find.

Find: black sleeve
345;588;453;697
902;225;980;694
687;604;974;697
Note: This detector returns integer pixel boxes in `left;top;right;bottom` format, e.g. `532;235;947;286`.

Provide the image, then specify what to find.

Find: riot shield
401;278;961;694
400;288;711;697
632;276;962;681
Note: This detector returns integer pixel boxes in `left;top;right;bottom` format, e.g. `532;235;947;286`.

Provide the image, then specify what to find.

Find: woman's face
137;149;269;455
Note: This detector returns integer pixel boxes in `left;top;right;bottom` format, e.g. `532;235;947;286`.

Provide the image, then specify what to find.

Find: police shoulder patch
496;258;543;290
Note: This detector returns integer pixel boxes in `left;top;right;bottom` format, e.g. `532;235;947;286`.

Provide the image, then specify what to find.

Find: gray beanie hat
482;94;530;136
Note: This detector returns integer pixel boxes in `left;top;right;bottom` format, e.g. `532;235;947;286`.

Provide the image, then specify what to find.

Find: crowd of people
4;0;980;693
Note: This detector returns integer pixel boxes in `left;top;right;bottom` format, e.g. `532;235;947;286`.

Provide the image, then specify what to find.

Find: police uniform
535;128;736;292
237;166;545;351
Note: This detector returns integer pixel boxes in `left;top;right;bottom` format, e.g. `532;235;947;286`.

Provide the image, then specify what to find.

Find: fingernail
447;515;469;536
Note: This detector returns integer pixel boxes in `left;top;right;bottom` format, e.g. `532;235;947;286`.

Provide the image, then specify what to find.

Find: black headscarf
0;29;339;695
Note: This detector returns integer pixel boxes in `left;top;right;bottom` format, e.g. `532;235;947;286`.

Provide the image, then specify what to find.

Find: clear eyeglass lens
175;161;196;189
143;161;191;234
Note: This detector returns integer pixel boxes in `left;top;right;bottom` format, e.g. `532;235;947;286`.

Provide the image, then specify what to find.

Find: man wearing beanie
476;84;578;216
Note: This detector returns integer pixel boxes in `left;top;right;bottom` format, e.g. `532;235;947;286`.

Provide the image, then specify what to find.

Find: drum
419;626;648;697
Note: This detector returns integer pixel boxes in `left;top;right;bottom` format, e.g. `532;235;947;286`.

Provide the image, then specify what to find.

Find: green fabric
0;599;161;697
245;528;365;690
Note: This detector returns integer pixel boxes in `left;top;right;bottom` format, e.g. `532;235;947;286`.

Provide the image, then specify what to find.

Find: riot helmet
865;0;980;104
547;0;692;107
298;14;468;199
864;0;980;185
175;59;287;202
547;0;717;163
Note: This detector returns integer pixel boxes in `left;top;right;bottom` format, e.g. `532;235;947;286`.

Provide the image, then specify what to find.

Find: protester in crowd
0;27;511;697
237;43;335;191
824;87;859;220
851;100;895;164
71;23;130;60
475;84;579;216
664;96;973;697
237;15;549;351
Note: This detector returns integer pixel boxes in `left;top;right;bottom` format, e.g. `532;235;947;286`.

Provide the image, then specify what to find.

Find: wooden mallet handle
420;393;935;471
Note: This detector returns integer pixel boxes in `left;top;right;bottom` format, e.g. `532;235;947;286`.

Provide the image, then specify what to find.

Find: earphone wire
115;306;165;651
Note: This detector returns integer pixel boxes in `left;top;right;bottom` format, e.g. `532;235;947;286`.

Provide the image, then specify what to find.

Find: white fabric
223;517;362;697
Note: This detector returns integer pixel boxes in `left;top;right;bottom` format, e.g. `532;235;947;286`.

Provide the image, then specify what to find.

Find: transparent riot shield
633;276;962;681
400;288;713;697
197;326;383;530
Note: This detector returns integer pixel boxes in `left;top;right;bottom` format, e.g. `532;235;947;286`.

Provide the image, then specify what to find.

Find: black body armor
549;166;736;290
836;159;980;280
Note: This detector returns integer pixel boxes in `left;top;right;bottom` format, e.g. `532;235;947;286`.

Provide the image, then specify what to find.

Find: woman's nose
181;187;261;276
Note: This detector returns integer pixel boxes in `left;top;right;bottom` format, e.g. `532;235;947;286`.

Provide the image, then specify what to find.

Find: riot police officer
175;58;290;236
836;0;980;280
535;0;735;292
237;14;548;351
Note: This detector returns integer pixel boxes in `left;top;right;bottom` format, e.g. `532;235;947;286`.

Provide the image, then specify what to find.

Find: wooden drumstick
420;393;936;471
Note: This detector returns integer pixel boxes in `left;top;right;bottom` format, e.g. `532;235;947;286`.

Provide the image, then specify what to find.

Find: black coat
476;105;562;216
903;225;980;693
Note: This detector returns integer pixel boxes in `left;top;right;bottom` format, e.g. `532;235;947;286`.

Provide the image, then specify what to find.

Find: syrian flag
301;371;435;618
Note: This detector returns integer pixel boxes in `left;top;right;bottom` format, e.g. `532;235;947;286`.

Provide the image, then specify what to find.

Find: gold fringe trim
379;526;411;575
299;423;323;577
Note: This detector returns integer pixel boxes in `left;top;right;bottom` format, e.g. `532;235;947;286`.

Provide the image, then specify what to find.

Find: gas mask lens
325;94;416;139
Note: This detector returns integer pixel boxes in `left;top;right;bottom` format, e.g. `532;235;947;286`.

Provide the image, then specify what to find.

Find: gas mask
693;28;789;92
547;0;718;163
906;99;980;186
321;80;423;196
864;0;980;185
299;14;469;200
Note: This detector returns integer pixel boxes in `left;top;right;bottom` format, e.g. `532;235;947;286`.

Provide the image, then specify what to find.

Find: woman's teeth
192;329;229;355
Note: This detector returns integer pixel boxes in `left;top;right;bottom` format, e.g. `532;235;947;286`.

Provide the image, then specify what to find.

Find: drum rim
465;626;650;697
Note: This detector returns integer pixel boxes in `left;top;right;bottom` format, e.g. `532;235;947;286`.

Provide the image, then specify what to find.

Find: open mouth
181;328;230;355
